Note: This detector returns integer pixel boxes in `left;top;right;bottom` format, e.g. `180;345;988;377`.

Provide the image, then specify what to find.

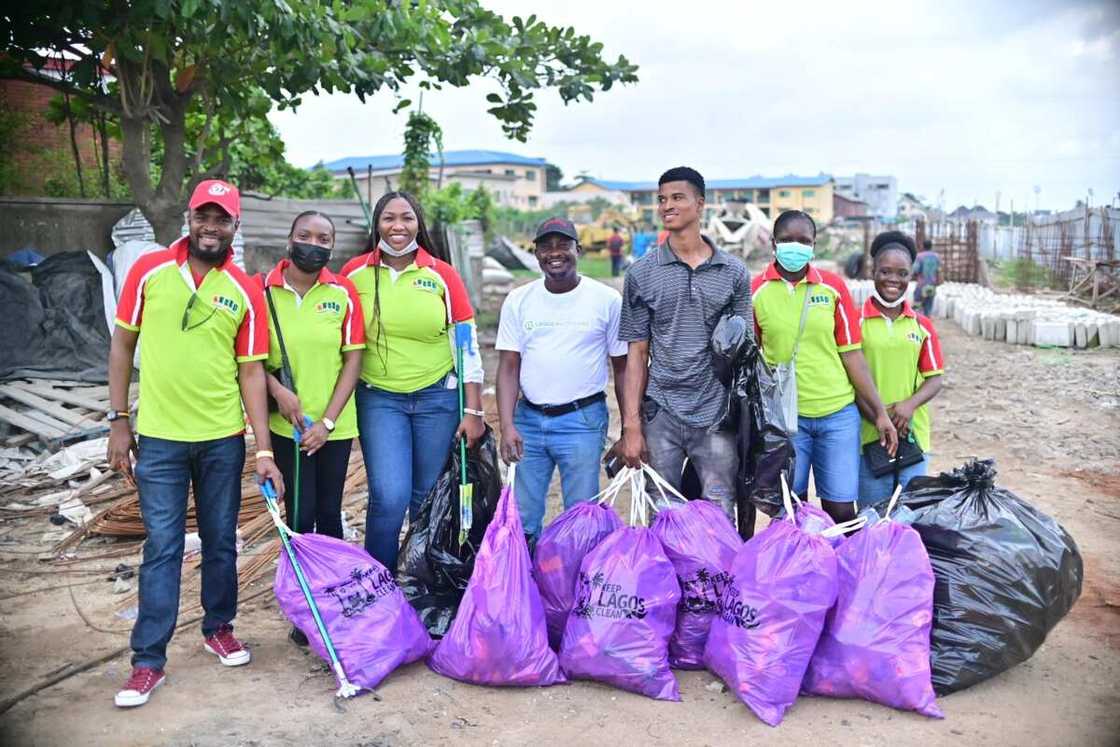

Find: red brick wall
0;78;122;196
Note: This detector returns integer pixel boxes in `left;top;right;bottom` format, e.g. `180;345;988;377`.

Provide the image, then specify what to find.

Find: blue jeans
858;453;928;506
514;398;609;537
131;434;245;669
355;380;460;570
791;402;861;508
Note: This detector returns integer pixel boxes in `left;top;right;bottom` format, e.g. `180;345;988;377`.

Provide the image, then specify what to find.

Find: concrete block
1033;321;1072;347
1074;323;1087;349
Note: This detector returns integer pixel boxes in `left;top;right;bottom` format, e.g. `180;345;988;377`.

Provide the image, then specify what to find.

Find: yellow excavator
573;205;642;251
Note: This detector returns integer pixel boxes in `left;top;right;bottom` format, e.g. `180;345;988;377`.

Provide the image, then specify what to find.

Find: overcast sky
271;0;1120;212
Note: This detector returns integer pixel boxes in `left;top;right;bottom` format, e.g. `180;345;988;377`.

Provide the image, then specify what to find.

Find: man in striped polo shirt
106;180;283;708
617;167;753;517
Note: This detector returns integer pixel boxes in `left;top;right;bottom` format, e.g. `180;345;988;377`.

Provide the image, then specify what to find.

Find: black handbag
863;435;924;479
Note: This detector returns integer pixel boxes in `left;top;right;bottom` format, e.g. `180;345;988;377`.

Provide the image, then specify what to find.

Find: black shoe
289;627;308;647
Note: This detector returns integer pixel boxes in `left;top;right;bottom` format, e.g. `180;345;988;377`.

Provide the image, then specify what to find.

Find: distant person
914;238;942;316
107;180;282;708
617;166;753;519
607;226;625;277
751;209;896;523
857;231;944;503
341;191;485;572
258;210;365;646
496;217;627;539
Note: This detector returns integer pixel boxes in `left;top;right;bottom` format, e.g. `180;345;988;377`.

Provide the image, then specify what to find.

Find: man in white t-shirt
496;217;628;539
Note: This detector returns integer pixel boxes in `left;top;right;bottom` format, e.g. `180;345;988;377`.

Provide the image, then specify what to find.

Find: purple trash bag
703;513;839;726
802;518;943;717
559;526;681;700
275;533;432;691
651;500;741;669
428;480;565;686
534;501;623;650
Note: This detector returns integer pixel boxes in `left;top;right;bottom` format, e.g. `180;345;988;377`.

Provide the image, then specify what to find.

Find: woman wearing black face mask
258;211;366;643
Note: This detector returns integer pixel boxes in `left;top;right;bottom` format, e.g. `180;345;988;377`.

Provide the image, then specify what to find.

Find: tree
545;163;564;192
398;110;443;199
1;2;638;243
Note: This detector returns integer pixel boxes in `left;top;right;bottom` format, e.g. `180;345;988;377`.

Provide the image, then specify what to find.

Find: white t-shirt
496;277;628;406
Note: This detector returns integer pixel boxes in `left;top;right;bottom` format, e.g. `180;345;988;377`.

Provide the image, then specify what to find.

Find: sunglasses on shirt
181;292;218;331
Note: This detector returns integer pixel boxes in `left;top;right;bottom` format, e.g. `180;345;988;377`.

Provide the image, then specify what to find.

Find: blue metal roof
323;149;550;173
584;174;833;193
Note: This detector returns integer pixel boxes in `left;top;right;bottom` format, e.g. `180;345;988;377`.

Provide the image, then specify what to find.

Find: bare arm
497;350;523;462
239;360;284;496
840;349;898;455
619;340;650;467
890;374;944;439
106;326;139;478
323;350;363;424
610;354;627;423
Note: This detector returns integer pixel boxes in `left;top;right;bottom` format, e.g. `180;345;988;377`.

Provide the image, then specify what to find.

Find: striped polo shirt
751;263;861;419
619;237;753;428
114;236;268;441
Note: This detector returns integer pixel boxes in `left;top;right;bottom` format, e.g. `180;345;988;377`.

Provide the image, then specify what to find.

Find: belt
522;392;606;417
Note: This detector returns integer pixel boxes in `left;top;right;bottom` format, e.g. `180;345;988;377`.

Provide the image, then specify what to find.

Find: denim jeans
514;398;609;537
131;434;245;669
791;402;861;510
642;399;738;517
355;380;460;570
858;453;929;506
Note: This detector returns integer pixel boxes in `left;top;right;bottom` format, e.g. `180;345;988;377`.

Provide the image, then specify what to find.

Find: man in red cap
107;179;283;708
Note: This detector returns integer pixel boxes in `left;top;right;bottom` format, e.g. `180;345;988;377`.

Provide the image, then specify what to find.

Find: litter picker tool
455;321;474;547
260;480;361;699
291;415;312;530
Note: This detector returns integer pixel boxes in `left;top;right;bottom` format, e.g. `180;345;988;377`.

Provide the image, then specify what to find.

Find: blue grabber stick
455;321;474;547
260;480;361;698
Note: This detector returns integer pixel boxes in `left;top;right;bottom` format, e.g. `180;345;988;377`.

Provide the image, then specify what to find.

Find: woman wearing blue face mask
750;210;897;522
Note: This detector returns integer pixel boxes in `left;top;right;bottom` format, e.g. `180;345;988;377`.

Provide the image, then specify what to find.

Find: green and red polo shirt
751;263;862;418
115;237;268;441
341;246;482;393
858;298;944;451
259;260;366;440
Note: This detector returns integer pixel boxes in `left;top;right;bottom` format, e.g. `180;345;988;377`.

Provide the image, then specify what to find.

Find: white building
834;174;899;219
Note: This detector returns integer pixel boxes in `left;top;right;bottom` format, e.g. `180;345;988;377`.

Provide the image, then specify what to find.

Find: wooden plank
9;382;110;413
3;432;36;448
15;406;74;435
0;385;100;427
0;404;66;439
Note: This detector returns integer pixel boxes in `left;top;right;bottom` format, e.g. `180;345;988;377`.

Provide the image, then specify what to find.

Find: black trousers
272;434;351;539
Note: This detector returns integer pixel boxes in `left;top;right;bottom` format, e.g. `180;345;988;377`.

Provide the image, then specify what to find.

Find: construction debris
0;379;137;449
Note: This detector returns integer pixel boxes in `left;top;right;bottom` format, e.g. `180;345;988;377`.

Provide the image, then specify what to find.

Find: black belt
522;392;606;417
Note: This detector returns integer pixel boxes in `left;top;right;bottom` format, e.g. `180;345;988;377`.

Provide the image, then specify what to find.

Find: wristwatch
106;409;125;422
321;416;336;432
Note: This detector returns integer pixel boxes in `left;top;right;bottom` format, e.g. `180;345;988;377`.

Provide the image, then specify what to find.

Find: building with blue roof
324;149;552;210
570;173;838;222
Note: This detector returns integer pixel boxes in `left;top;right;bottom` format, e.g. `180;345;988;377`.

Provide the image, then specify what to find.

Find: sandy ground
2;288;1119;746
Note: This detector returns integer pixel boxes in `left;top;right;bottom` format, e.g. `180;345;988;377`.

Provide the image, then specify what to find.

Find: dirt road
2;315;1118;746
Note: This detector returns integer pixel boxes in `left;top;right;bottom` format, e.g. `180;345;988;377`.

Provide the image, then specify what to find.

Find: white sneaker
114;666;165;707
203;625;251;667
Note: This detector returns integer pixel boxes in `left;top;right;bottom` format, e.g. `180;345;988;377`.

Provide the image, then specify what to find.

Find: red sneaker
114;666;165;708
203;625;251;667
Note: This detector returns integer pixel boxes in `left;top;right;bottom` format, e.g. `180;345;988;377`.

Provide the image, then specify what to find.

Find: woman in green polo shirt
857;231;945;504
751;210;897;522
341;192;486;571
262;211;366;543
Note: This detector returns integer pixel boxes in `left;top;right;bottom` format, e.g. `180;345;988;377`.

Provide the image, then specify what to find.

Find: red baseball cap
189;179;241;218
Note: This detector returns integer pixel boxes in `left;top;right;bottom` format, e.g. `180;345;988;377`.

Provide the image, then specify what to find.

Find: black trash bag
871;459;1083;695
734;343;796;520
0;252;110;382
397;426;502;638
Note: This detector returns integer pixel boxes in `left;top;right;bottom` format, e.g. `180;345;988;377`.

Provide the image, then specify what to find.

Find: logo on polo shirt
808;293;831;307
907;331;923;345
315;300;342;315
211;294;240;314
412;277;440;294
